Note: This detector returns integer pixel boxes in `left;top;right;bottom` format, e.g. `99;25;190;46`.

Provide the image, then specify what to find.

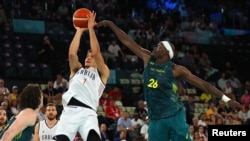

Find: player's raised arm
88;11;110;84
68;24;88;78
97;20;151;66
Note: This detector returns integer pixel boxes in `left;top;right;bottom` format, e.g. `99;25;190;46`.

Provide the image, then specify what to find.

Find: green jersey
0;114;34;141
143;58;183;120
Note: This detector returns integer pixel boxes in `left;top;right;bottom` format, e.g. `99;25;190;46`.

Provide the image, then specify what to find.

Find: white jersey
38;120;58;141
62;67;105;111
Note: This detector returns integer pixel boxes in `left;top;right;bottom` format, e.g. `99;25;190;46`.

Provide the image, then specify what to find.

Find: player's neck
46;119;57;127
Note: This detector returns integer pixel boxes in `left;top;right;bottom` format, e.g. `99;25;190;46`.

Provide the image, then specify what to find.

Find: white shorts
55;106;100;141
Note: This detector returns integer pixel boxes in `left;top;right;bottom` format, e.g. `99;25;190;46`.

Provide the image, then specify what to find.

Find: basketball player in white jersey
54;11;110;141
34;103;58;141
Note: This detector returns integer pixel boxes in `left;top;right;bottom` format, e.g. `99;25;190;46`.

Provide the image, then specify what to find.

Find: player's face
152;43;166;58
0;110;7;125
85;52;96;68
46;106;57;120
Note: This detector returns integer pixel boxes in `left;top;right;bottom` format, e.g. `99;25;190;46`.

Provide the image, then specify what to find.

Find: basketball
73;8;91;28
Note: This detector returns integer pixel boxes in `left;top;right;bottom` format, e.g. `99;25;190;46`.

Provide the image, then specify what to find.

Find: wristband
222;95;231;103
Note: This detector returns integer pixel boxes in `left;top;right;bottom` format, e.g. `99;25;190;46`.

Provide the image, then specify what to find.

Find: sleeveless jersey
38;120;58;141
62;67;105;111
143;58;183;120
0;116;34;141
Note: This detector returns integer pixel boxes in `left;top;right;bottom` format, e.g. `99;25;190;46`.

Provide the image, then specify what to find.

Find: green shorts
148;108;191;141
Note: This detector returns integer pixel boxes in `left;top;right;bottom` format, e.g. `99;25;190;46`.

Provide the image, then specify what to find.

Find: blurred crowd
1;0;250;141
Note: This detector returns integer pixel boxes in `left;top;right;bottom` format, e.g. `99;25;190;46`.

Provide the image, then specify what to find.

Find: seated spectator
53;73;68;89
197;125;207;140
134;100;148;120
233;82;245;102
99;123;110;141
183;95;195;125
0;101;13;120
56;80;68;94
37;105;46;122
0;79;10;104
237;106;248;124
108;86;123;102
9;99;18;115
205;103;217;120
116;111;134;139
241;89;250;108
215;115;225;125
198;113;207;127
114;129;127;141
0;108;7;132
222;81;236;101
99;90;111;107
189;125;195;141
217;72;227;90
225;114;236;125
8;85;19;105
42;80;60;105
200;92;212;103
105;98;121;125
140;117;149;141
217;101;232;118
131;113;143;134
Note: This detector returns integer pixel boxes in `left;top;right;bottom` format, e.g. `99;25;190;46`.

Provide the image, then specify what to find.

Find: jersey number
83;78;87;84
147;79;158;88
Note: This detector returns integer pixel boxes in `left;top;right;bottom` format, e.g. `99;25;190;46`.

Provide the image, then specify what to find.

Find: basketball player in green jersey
0;84;43;141
97;20;242;141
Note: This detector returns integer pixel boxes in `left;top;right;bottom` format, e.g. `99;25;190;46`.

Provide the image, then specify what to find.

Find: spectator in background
0;101;13;120
105;98;121;125
233;82;245;103
99;90;111;107
183;95;195;125
131;113;143;134
200;92;212;104
0;108;7;132
223;81;236;101
9;99;18;115
37;105;46;122
116;111;134;139
228;74;240;89
238;106;248;124
37;35;55;63
8;86;19;106
241;89;250;108
57;1;69;18
217;72;227;90
108;86;122;102
0;79;10;104
217;101;231;118
140;117;149;141
114;129;127;141
107;39;125;69
205;103;216;120
198;113;207;127
134;100;147;121
56;80;69;95
99;123;110;141
42;80;59;105
53;73;69;89
0;5;9;29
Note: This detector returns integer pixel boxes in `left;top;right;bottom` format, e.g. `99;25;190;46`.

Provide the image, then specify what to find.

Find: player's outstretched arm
97;20;151;65
0;109;37;141
88;11;110;84
173;64;242;110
